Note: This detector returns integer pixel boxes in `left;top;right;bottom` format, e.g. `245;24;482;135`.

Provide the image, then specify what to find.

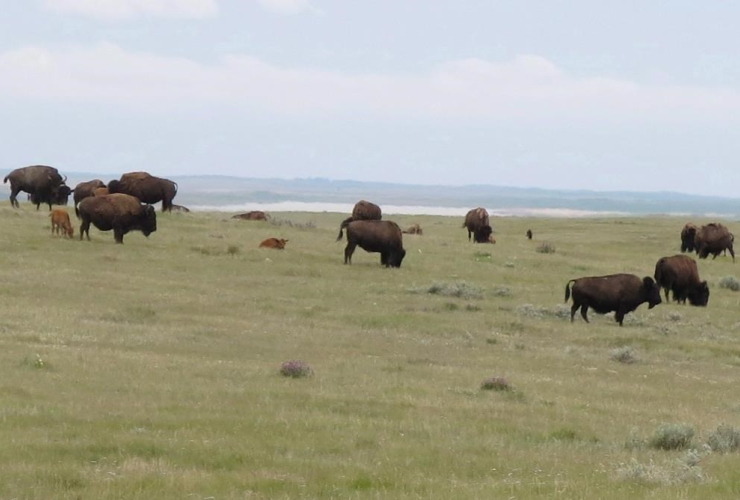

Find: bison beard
564;274;662;326
337;220;406;268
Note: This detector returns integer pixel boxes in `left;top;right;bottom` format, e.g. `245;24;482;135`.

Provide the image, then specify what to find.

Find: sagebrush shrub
719;276;740;291
649;424;694;450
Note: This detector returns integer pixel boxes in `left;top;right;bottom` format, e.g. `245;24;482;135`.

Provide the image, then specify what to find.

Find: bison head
140;205;157;236
108;180;121;193
474;225;493;243
642;276;662;309
688;281;710;307
388;248;406;268
52;185;72;205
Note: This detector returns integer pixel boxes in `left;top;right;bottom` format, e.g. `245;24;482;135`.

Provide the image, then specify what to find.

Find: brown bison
526;229;533;240
565;274;662;326
108;172;178;212
654;255;709;306
77;194;157;244
680;223;698;253
462;207;493;243
73;179;106;217
695;223;735;262
232;211;268;221
403;223;423;235
4;165;71;210
49;209;74;238
337;220;405;268
259;238;289;249
93;187;110;197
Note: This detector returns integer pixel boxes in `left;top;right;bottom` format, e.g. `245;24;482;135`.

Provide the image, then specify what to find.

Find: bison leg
113;226;124;244
80;220;91;241
380;252;389;267
730;246;735;263
570;303;579;322
615;310;625;326
344;242;356;264
9;187;20;208
580;305;590;323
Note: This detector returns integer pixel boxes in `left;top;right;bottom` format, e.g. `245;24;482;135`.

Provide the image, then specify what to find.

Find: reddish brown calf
259;238;288;249
50;209;74;238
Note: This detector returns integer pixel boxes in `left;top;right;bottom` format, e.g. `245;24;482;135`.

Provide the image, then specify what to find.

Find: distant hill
2;173;739;217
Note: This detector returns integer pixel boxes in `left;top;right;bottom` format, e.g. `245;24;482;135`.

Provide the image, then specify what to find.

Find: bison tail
336;217;353;242
2;175;8;184
564;280;576;302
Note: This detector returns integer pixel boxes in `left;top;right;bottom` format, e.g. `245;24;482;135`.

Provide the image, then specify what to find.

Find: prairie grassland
0;206;739;499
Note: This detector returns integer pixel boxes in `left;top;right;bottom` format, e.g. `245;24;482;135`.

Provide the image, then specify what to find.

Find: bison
337;220;405;268
77;194;156;244
232;211;268;221
108;172;178;212
654;255;709;306
695;223;735;262
259;238;288;249
93;187;110;197
338;200;382;230
564;274;662;326
526;229;533;240
462;207;493;243
403;223;423;235
73;179;106;217
680;223;698;253
4;165;71;210
49;209;74;238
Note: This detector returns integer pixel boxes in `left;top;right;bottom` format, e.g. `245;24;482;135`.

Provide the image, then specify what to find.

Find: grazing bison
403;223;423;235
77;194;156;244
654;255;709;306
171;204;190;213
526;229;533;240
49;209;74;238
232;211;268;221
108;172;178;212
695;223;735;262
93;187;109;197
462;207;493;243
73;179;106;217
564;274;662;326
680;223;698;253
259;238;288;249
4;165;71;210
337;220;405;268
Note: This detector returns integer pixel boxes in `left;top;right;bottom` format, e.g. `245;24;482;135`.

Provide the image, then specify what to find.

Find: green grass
1;206;740;498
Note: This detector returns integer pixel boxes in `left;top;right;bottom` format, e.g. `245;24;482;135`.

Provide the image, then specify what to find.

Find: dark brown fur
259;238;289;249
695;223;735;262
107;172;178;212
462;207;493;243
680;223;698;253
73;179;106;217
654;255;709;306
49;209;74;238
77;194;156;244
526;229;533;240
4;165;70;210
564;274;662;326
93;187;110;197
337;220;405;268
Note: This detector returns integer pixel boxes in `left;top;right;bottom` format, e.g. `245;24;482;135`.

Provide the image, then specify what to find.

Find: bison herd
3;165;736;327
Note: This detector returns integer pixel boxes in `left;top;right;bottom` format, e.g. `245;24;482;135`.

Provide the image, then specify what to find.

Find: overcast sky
2;1;739;196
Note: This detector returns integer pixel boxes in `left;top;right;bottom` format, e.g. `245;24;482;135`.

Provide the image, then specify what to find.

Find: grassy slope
0;206;739;499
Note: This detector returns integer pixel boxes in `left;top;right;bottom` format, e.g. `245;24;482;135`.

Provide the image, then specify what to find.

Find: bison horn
62;175;67;183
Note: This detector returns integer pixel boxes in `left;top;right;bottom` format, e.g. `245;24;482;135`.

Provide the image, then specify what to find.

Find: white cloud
44;0;218;20
256;0;312;15
1;42;738;125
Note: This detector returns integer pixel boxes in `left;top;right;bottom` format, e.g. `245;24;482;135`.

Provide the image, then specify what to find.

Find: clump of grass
549;428;578;442
667;311;683;322
536;242;556;254
719;276;740;291
654;324;675;336
615;456;707;485
465;304;481;312
492;286;512;297
485;338;498;345
649;423;695;450
279;360;313;379
707;424;740;453
610;346;637;364
502;261;515;269
474;252;491;261
480;376;511;392
421;282;483;299
269;218;316;229
22;354;47;370
226;244;240;256
516;304;570;320
443;302;459;311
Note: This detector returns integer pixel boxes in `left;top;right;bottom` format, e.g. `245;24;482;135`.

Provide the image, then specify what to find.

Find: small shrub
492;287;512;297
719;276;740;291
707;424;740;453
279;360;313;379
269;218;316;229
536;242;556;254
465;304;481;312
480;376;511;392
610;346;637;364
549;428;578;441
615;457;707;485
443;302;459;311
423;282;483;299
226;244;240;256
667;311;683;322
503;262;516;269
22;354;47;370
649;423;695;450
485;338;498;345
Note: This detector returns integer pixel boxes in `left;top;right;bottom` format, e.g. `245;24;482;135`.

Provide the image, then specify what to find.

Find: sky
1;1;739;196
